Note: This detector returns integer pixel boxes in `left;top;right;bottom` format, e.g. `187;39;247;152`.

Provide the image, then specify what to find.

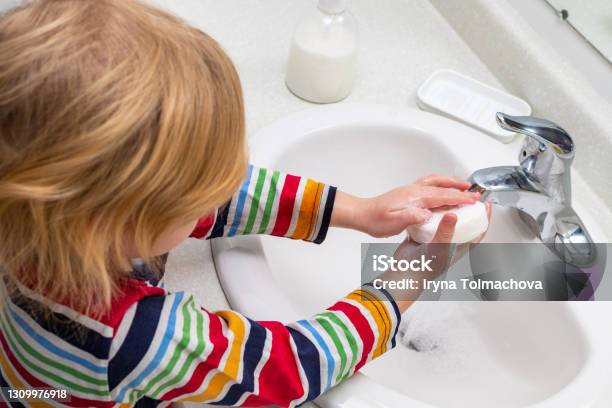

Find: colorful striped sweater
0;165;401;407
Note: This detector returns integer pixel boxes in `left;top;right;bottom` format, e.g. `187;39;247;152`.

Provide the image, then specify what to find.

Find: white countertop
158;0;503;311
152;0;502;135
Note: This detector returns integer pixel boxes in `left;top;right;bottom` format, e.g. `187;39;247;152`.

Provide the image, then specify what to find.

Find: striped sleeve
106;286;401;407
0;280;117;407
191;164;336;244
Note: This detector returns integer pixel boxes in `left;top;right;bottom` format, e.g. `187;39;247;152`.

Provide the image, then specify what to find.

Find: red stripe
0;331;114;407
159;308;229;401
270;175;300;237
189;212;215;239
328;301;375;371
242;395;272;407
97;280;165;330
243;321;304;407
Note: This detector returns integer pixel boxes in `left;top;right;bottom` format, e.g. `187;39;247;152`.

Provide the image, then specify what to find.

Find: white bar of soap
406;201;488;243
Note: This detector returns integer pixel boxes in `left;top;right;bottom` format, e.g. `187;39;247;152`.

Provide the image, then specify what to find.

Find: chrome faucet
469;112;597;267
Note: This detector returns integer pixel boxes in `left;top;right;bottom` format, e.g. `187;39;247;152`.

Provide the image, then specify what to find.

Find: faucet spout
469;166;560;234
468;166;539;198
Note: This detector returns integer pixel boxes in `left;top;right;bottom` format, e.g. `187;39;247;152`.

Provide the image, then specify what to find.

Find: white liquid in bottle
285;0;358;104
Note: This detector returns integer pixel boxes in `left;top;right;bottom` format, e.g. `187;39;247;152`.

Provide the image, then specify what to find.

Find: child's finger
417;175;472;190
398;207;433;225
432;213;458;243
415;187;480;208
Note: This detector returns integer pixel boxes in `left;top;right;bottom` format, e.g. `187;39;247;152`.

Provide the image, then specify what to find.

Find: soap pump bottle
285;0;358;104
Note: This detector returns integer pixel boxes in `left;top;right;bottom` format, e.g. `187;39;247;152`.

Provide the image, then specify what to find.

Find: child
0;1;484;406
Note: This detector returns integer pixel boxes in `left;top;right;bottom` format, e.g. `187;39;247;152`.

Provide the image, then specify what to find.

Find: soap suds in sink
404;333;439;353
362;302;583;407
397;302;474;365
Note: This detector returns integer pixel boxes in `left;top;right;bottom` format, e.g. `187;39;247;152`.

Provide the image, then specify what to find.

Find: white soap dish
417;69;532;143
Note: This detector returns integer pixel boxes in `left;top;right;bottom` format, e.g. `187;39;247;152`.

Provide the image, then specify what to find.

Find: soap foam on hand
406;201;488;244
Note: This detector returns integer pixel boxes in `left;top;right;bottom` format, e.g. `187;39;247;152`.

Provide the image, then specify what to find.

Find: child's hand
331;174;481;238
390;205;492;313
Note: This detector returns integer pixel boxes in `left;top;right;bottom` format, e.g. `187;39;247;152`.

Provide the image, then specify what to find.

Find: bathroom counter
159;0;502;311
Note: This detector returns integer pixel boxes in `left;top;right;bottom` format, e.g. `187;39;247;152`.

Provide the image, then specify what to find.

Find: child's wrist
331;191;369;232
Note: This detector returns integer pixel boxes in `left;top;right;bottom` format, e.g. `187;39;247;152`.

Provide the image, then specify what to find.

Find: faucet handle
496;112;574;158
496;112;573;204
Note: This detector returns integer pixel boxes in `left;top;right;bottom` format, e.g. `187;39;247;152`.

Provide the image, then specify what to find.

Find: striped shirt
0;165;401;407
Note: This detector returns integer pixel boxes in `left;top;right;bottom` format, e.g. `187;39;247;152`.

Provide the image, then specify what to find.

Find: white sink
212;104;612;407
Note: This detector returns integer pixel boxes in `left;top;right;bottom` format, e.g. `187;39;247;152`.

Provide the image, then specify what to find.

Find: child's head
0;0;247;314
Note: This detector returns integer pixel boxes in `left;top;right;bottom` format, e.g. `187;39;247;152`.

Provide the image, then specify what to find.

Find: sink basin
212;104;612;407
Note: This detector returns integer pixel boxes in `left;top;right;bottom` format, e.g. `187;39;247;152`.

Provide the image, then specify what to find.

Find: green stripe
130;297;195;402
320;313;359;380
0;309;107;386
257;171;280;234
243;168;267;234
151;298;206;398
315;317;347;384
0;310;109;397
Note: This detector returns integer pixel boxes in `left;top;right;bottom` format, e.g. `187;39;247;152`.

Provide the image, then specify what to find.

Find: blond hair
0;0;247;315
